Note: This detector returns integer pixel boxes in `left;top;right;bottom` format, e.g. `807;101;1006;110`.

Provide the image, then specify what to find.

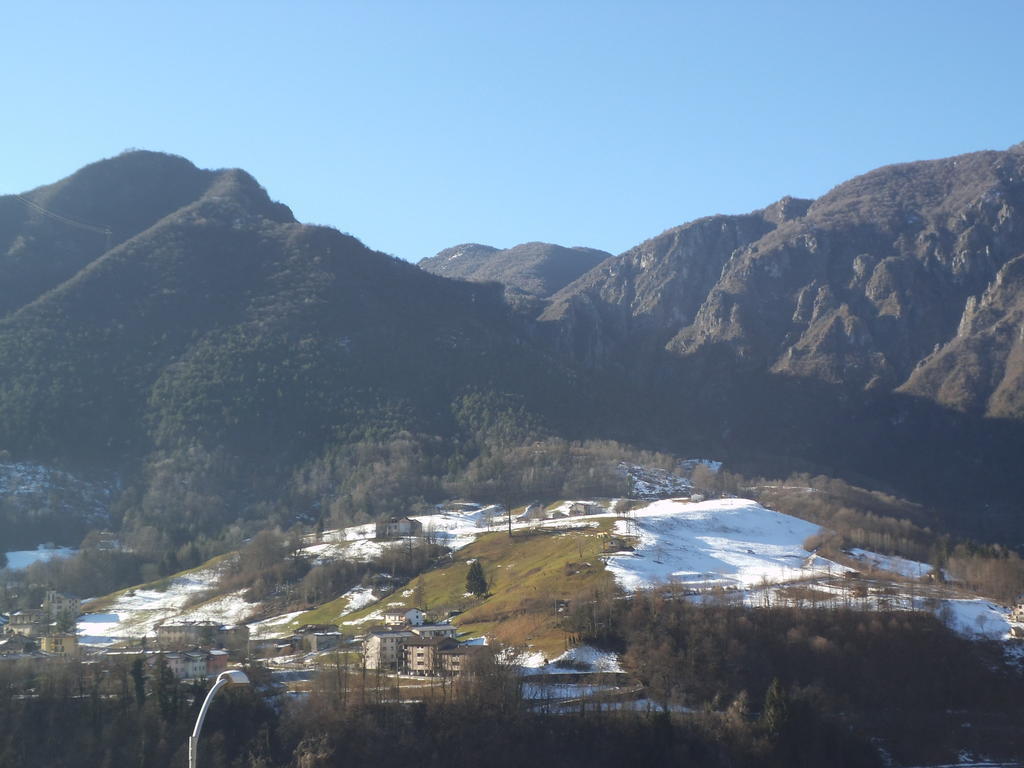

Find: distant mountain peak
419;241;610;299
429;243;500;264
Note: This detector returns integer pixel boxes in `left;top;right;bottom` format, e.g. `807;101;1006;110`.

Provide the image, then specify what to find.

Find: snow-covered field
77;563;237;645
520;645;624;674
248;611;307;638
603;498;843;592
847;548;933;579
939;599;1016;640
4;545;77;571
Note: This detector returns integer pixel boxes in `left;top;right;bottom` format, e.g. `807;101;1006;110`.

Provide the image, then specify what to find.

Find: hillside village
5;467;1024;706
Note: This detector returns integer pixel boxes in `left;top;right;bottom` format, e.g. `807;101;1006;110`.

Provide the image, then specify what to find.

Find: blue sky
3;1;1022;262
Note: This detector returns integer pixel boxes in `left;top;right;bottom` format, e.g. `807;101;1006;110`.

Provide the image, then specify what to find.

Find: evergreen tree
761;677;789;738
466;560;488;596
130;657;146;708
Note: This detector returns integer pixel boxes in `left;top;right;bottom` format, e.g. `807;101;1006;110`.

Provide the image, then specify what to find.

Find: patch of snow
619;464;692;498
537;519;599;531
603;498;845;592
249;611;307;637
545;500;605;515
516;650;548;668
0;462;112;526
523;682;615;700
299;530;391;564
410;507;503;550
343;608;385;627
76;612;121;646
76;563;227;643
176;589;255;626
939;599;1013;640
4;546;77;571
847;548;933;579
523;645;624;674
339;585;378;615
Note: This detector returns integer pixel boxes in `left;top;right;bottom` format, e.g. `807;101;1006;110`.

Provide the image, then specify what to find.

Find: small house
1010;597;1024;623
522;502;546;521
295;624;344;652
383;608;425;627
375;516;424;540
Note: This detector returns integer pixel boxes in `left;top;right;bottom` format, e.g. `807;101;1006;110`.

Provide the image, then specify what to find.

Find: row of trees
566;591;1024;765
0;644;881;767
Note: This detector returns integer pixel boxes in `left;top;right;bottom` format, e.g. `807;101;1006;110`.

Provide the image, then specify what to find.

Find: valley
3;145;1024;767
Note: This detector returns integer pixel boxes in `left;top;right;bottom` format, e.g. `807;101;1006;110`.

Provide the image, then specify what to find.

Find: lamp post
188;669;250;768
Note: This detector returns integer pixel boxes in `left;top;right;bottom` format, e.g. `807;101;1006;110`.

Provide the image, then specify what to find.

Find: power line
14;194;113;248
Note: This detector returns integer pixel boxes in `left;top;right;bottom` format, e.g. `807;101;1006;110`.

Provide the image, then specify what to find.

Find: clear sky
3;1;1022;262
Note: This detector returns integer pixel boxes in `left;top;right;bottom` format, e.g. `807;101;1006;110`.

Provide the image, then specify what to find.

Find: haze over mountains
3;145;1024;545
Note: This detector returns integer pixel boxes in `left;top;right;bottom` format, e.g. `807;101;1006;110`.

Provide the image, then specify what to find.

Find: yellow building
40;633;79;657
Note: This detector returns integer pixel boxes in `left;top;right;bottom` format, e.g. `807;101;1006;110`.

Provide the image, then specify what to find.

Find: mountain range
3;145;1024;544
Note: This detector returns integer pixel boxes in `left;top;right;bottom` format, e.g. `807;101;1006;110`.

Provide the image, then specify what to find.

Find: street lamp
188;669;250;768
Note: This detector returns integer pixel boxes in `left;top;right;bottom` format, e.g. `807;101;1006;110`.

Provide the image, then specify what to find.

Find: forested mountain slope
4;146;1024;546
539;144;1024;531
0;151;586;541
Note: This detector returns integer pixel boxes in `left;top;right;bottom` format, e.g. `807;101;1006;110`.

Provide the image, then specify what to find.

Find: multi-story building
7;609;46;638
439;644;487;676
362;628;415;670
404;636;459;675
42;591;81;621
39;633;79;657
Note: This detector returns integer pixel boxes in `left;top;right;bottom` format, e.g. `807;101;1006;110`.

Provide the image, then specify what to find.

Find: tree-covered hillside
0;151;594;545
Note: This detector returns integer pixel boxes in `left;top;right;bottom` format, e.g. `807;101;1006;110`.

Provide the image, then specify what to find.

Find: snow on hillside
604;498;843;592
249;611;307;638
175;589;254;625
620;463;692;498
4;545;77;571
75;480;1017;653
520;645;624;674
77;562;233;645
410;505;504;550
0;461;111;523
940;599;1015;640
846;548;933;579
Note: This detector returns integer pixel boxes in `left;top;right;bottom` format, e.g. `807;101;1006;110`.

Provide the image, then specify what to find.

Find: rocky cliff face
901;253;1024;417
544;145;1024;406
539;199;810;369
